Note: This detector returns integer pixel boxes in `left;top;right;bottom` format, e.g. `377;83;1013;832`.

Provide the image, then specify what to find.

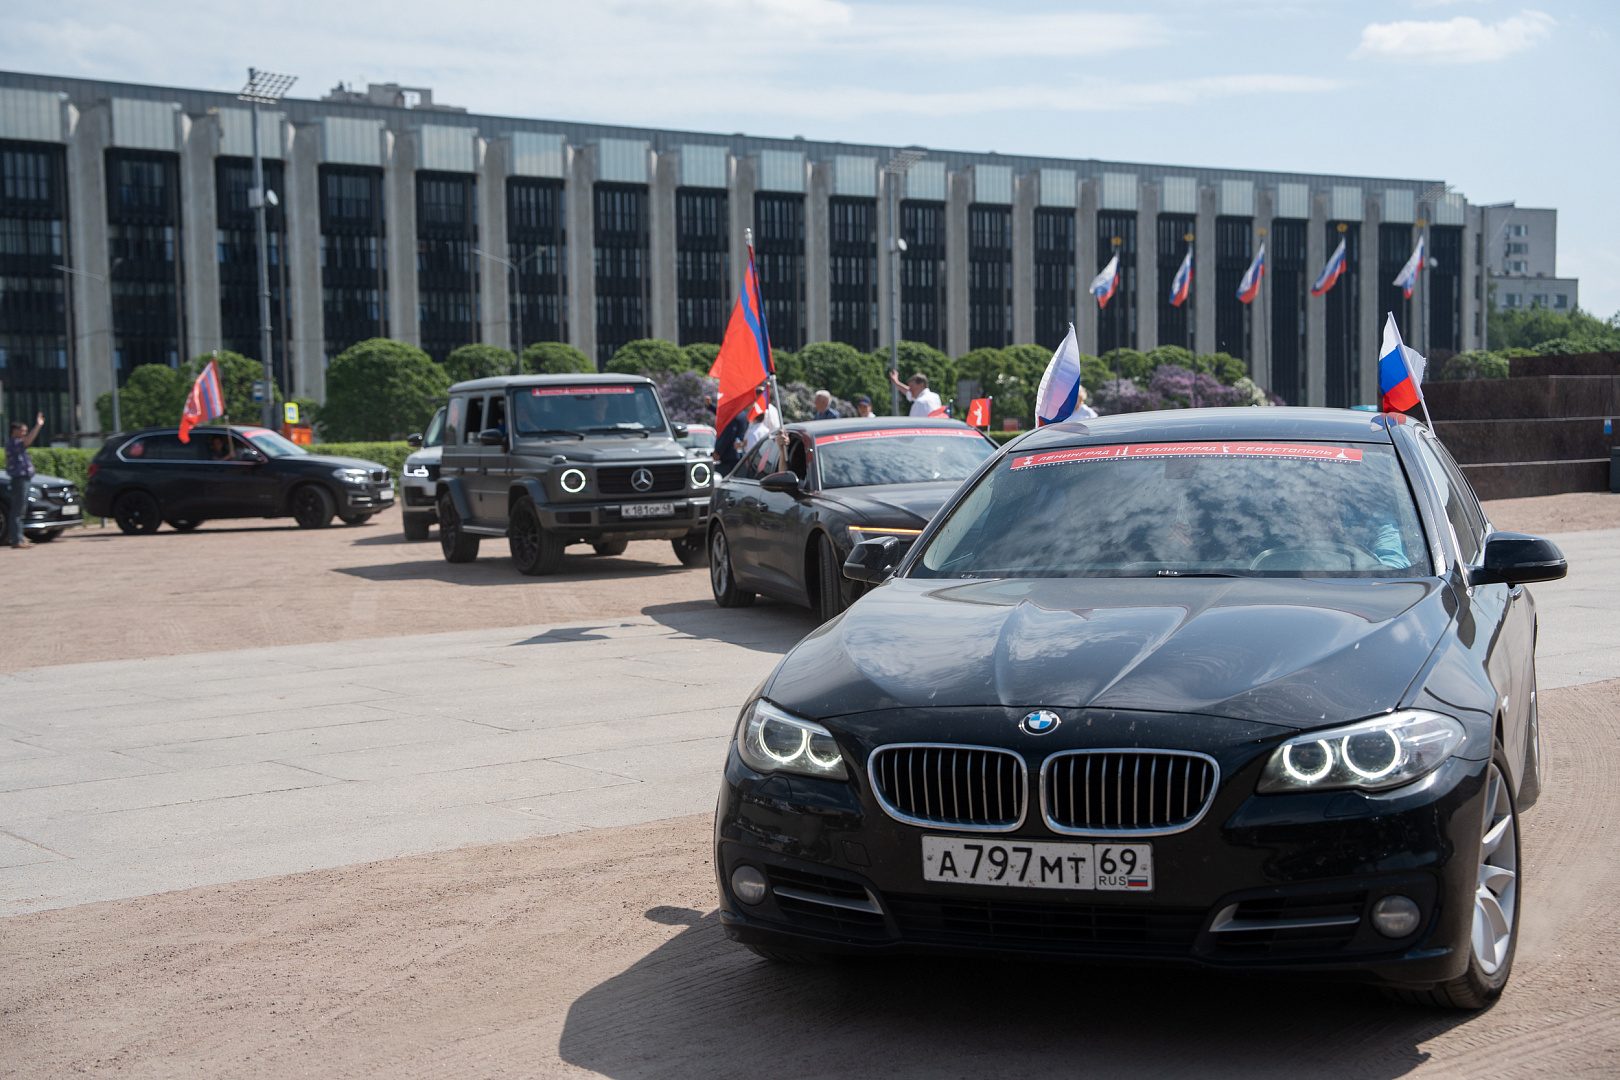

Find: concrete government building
1;70;1523;438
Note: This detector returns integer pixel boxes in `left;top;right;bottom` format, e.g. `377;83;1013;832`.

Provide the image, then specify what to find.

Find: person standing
888;371;942;417
811;390;839;421
742;386;781;454
852;394;874;418
6;412;44;549
1073;385;1099;419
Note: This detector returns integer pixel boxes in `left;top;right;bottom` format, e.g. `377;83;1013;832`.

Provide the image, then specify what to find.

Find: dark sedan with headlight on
714;407;1566;1009
707;417;997;620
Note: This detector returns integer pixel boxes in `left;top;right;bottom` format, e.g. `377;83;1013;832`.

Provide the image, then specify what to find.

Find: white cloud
1353;10;1554;63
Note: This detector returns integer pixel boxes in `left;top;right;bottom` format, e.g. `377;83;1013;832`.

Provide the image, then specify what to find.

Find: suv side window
125;434;192;460
486;395;507;437
785;436;808;482
464;397;485;443
445;397;465;445
1415;434;1482;564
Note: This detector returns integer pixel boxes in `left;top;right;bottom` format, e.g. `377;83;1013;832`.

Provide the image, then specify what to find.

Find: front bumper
536;493;710;542
714;708;1488;988
401;477;437;521
340;480;396;514
22;500;87;534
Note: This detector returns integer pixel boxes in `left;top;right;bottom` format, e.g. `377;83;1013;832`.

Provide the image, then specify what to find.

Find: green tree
800;341;887;405
196;350;285;420
320;338;449;441
1199;352;1249;384
522;341;594;374
681;342;720;374
443;343;516;383
1488;305;1620;353
1102;348;1152;383
772;347;804;384
95;363;187;431
883;341;955;407
1146;345;1195;372
605;338;690;375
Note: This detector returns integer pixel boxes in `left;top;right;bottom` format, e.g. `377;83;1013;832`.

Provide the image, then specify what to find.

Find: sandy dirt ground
1484;491;1620;535
3;676;1618;1079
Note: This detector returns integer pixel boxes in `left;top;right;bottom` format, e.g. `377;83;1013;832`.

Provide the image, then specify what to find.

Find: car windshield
242;428;307;458
681;428;716;451
423;407;446;448
512;385;667;436
816;429;996;489
914;440;1429;579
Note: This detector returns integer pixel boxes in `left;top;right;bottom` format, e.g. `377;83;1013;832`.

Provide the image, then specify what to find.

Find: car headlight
690;461;711;489
332;467;371;484
403;464;430;478
1257;710;1465;794
736;699;847;780
559;468;587;494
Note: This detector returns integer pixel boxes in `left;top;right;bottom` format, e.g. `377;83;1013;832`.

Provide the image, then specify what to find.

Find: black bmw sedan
714;408;1566;1008
707;417;997;619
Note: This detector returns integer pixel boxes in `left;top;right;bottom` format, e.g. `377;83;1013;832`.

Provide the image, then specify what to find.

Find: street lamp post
474;246;546;373
53;263;114;433
882;148;926;416
239;67;297;428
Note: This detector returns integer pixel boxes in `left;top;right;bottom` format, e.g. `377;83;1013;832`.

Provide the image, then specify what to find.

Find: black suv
436;374;710;573
85;425;395;533
0;472;86;543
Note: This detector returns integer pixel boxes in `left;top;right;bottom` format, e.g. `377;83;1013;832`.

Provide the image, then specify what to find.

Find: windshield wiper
521;429;586;440
582;426;650;437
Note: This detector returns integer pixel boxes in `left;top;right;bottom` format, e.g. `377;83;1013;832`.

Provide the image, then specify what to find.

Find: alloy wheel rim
711;531;729;594
512;514;539;563
294;491;318;525
1472;762;1518;976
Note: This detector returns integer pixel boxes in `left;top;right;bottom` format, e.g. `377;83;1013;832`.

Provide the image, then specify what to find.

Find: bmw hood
765;576;1456;731
819;481;962;532
293;454;392;472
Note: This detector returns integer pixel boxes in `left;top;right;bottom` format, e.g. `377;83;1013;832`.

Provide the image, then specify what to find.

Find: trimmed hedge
311;442;413;477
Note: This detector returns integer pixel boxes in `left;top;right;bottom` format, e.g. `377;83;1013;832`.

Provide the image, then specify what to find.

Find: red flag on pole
965;397;991;427
178;359;225;444
710;245;775;436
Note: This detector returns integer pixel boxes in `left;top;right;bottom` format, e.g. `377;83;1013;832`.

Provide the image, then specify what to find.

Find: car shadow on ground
334;552;699;587
558;907;1475;1080
642;599;817;654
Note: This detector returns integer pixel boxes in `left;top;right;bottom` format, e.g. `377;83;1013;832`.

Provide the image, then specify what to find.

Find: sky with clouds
5;0;1617;317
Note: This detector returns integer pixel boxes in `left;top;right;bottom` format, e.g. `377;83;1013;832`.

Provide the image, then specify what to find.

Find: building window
1323;223;1360;408
754;192;804;351
106;149;184;383
1033;207;1075;349
1096;211;1137;355
508;178;567;348
1428;225;1463;353
1555;294;1569;309
1155;213;1195;351
1268;219;1307;406
0;140;70;437
1214;216;1252;363
415;171;478;363
1378;222;1414;356
1509;224;1528;237
675;187;726;345
215;158;289;387
1506;242;1528;255
900;200;945;350
319;165;387;361
967;204;1011;349
595;183;650;365
828;196;876;350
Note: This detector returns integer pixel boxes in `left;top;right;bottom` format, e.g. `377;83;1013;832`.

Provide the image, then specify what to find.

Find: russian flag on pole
1310;238;1348;296
1089;254;1121;309
1393;235;1425;299
1236;242;1266;304
709;245;776;436
1168;245;1193;308
1377;313;1426;415
1035;324;1085;427
178;359;226;444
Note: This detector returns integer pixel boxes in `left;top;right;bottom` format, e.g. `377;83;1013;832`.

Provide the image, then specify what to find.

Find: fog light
730;865;768;905
1371;894;1421;938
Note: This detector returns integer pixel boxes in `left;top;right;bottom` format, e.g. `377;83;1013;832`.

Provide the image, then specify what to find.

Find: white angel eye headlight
559;468;587;494
1259;711;1465;794
736;699;847;780
690;462;712;488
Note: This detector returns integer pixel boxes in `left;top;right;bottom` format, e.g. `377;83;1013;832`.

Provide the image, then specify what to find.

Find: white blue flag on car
1036;324;1086;426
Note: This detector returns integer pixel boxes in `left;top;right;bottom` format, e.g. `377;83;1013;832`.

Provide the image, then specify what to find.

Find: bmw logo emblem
1020;710;1061;736
631;468;655;492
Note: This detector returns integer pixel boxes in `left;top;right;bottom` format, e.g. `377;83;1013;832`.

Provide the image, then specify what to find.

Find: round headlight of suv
559;468;587;494
736;699;846;780
690;462;712;489
1258;710;1465;794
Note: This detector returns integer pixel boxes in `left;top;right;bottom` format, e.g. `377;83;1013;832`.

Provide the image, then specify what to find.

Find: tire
709;526;755;608
671;534;706;567
338;512;374;526
26;529;61;543
113;491;162;535
508;497;565;575
438;493;480;563
165;519;203;532
593;540;629;557
290;484;335;529
1384;748;1519;1010
746;944;824;965
814;532;847;622
402;515;431;541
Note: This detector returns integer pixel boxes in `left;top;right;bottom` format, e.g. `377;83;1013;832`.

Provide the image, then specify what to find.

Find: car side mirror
407;433;423;448
477;428;506;447
760;470;802;496
239;448;266;464
844;535;904;584
1470;531;1567;587
672;423;690;439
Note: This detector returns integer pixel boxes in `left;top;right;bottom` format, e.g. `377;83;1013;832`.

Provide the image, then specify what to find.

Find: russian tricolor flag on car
1035;324;1085;427
1090;254;1121;309
1168;245;1193;308
178;358;226;444
1393;235;1425;299
1236;242;1266;304
1377;313;1427;415
1311;238;1347;296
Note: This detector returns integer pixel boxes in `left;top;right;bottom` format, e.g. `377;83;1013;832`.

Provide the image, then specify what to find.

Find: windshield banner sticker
1010;442;1364;470
529;386;638;396
816;427;984;446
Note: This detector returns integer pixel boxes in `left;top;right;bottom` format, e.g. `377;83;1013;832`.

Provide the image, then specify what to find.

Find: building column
945;169;969;357
68;103;113;434
1463;204;1483;352
478;137;510;353
1360;195;1382;405
567;146;597;364
875;170;896;350
1304;190;1328;407
384;128;419;347
1077;178;1099;356
1136;181;1160;352
1194;183;1217;358
180;112;220;359
1011;173;1035;344
805;161;831;345
649;149;679;343
284;121;323;399
1251;189;1275;391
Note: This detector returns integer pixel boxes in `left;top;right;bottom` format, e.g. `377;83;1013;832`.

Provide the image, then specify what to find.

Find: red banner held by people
709;246;775;436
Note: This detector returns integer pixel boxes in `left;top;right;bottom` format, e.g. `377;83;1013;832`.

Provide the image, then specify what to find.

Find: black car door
723;437;780;588
755;433;815;596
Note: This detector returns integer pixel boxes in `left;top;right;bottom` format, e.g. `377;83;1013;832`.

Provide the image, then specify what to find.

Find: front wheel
290;485;335;529
709;526;754;608
508;497;565;575
338;512;374;526
165;519;203;532
402;515;431;541
26;529;62;543
438;493;480;563
592;540;628;557
671;534;706;567
113;491;162;535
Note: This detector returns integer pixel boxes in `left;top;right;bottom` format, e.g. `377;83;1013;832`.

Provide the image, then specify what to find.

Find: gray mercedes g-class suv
435;374;712;574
